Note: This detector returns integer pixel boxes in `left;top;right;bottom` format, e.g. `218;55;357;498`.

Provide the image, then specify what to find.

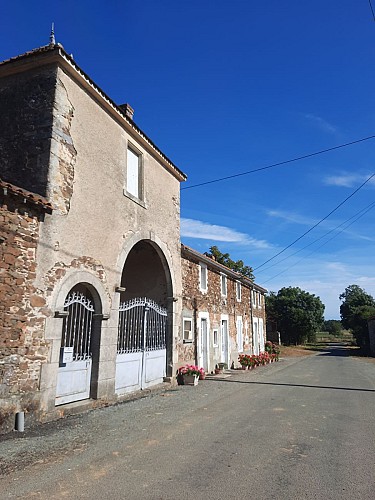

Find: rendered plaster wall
0;67;56;196
35;64;183;411
0;57;183;428
0;193;49;433
181;253;254;371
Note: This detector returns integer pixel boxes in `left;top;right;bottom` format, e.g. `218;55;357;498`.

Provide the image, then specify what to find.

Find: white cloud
323;173;375;188
267;209;316;225
181;218;271;249
304;113;337;134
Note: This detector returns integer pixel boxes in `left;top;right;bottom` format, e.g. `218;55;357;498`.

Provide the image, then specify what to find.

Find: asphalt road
1;346;375;499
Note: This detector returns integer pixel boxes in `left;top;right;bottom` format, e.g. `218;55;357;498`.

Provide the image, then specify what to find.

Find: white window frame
183;317;193;343
236;316;243;353
252;290;256;307
199;262;208;293
125;144;143;202
221;273;227;297
258;293;263;309
213;328;219;347
236;281;242;302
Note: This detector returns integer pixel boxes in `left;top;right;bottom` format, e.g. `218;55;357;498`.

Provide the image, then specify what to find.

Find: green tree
323;319;342;336
266;287;325;345
339;285;375;348
204;246;254;280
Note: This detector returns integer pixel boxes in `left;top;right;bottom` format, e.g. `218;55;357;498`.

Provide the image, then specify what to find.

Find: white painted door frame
198;312;210;372
220;314;229;367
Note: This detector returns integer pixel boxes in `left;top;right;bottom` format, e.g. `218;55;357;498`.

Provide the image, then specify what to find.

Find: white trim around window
221;273;227;297
236;281;242;302
183;317;193;343
199;262;208;293
124;143;145;207
236;315;243;353
213;328;219;347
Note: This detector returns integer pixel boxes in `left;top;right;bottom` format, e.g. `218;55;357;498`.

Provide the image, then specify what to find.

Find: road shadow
203;377;375;393
316;344;374;359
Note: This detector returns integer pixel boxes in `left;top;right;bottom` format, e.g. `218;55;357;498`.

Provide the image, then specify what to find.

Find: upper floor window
252;290;256;307
126;146;142;200
199;263;207;293
221;274;227;297
236;281;242;302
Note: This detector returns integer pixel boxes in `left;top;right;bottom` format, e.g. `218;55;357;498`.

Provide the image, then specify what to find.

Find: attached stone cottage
0;42;186;433
180;245;267;372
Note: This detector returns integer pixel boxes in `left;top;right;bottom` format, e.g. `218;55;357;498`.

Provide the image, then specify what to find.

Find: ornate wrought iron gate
56;289;95;406
115;297;167;395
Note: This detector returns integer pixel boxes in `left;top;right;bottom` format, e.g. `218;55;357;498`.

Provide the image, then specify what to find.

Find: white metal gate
115;297;167;395
56;290;95;406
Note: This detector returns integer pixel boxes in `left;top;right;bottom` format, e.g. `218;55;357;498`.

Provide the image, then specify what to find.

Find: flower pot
199;372;206;380
183;374;199;386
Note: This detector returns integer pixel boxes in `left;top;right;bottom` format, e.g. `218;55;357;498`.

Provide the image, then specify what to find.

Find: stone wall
180;248;266;371
0;187;51;433
0;67;56;196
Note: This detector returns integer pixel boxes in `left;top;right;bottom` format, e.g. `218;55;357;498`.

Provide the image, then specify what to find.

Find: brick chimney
119;103;134;120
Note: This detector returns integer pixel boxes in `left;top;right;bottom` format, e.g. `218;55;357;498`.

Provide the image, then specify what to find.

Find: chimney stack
119;103;134;120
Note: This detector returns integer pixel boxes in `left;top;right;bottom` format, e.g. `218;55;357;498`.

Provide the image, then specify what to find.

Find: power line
253;172;375;271
369;0;375;22
261;200;375;285
181;135;375;190
256;200;375;275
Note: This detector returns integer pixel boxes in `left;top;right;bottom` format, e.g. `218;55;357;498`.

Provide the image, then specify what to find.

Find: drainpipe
15;411;24;432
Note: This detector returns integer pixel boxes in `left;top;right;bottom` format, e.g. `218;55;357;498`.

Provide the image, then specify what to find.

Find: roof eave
0;44;187;183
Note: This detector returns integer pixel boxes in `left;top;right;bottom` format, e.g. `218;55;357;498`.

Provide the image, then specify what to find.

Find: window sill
183;339;193;344
123;189;147;209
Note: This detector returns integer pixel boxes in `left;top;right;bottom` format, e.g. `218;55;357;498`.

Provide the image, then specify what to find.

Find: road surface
1;345;374;499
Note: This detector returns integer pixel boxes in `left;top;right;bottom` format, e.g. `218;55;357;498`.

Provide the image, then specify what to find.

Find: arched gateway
56;283;102;405
115;240;173;394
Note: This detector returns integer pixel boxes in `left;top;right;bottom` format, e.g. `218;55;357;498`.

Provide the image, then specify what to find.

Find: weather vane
50;22;55;45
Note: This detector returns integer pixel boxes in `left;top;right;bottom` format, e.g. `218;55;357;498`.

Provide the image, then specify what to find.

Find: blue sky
1;0;375;318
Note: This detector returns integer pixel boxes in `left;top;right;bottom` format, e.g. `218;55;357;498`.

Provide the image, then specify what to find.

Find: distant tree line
266;283;375;349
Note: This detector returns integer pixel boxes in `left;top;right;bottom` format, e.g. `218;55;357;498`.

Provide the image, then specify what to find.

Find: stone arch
116;232;176;379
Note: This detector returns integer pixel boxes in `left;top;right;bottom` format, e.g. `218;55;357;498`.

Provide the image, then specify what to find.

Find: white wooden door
221;319;229;366
198;317;209;371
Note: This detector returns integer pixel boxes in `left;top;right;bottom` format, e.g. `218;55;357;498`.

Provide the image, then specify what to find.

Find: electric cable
261;201;375;284
369;0;375;22
181;135;375;190
253;172;375;271
256;200;375;275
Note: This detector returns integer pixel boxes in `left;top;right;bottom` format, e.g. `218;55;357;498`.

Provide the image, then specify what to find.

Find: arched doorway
115;240;172;395
56;283;102;405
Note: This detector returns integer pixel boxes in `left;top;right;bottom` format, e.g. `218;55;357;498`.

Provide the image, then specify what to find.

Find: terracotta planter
199;372;206;380
183;374;199;386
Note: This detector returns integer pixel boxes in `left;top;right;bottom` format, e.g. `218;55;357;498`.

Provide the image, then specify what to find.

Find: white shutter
127;148;139;198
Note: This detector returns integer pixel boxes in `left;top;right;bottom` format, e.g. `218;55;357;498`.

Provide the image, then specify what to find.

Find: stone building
180;245;267;372
0;42;186;433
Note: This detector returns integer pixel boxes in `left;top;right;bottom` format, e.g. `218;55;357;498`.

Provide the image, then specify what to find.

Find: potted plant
199;367;206;380
177;364;202;386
